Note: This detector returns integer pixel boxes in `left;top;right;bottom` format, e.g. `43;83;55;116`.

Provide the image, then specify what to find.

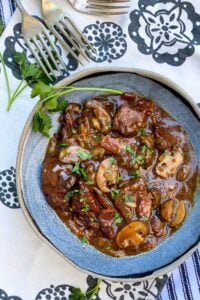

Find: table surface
0;1;200;300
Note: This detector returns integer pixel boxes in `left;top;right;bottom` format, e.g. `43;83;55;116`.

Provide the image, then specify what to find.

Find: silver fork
15;0;66;80
40;0;95;65
67;0;130;15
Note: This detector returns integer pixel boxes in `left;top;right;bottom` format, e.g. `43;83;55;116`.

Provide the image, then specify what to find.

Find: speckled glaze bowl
16;68;200;281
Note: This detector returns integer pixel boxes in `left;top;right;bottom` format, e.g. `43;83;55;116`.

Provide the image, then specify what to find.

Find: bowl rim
16;67;200;282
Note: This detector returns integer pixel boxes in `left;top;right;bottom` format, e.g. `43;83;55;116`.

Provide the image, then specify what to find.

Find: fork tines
87;0;130;14
27;28;66;80
48;17;95;65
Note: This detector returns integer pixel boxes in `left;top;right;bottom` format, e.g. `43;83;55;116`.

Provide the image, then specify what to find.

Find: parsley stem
0;52;11;101
38;86;123;107
59;86;123;96
7;82;28;111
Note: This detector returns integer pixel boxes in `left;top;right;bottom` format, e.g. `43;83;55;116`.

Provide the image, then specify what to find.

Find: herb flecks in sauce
42;93;198;257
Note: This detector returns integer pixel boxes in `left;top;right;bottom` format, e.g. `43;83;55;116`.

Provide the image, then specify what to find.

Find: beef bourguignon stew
42;92;198;257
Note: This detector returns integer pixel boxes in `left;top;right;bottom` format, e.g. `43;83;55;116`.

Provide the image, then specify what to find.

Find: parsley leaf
111;189;120;199
33;111;52;137
80;237;89;244
110;157;117;165
2;52;50;111
94;135;102;141
64;189;80;201
72;162;88;180
57;143;70;149
139;128;146;136
69;287;86;300
123;194;134;203
77;150;92;160
86;180;94;185
114;212;123;225
132;170;140;177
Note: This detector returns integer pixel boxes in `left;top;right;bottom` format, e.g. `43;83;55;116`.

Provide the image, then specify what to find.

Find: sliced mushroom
150;188;161;208
156;148;183;178
61;103;81;130
116;221;148;249
176;165;189;181
140;134;155;149
86;100;111;134
93;187;114;209
160;199;174;222
59;146;91;164
96;158;119;193
91;146;105;159
170;201;186;227
46;136;57;155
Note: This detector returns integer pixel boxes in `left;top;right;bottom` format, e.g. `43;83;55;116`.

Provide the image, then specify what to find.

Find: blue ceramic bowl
16;69;200;280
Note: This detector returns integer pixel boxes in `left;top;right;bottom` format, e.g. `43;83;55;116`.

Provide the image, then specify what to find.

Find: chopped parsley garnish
111;189;120;199
103;246;111;250
110;157;117;165
77;150;93;160
123;194;135;203
136;154;143;161
80;198;90;212
107;123;112;129
72;162;81;174
72;162;88;180
139;128;146;136
80;197;87;203
81;205;90;212
80;237;89;244
116;174;123;182
57;143;70;149
94;135;102;141
71;128;77;134
86;179;95;185
64;189;79;201
143;216;149;222
90;217;98;223
114;212;123;225
142;144;154;154
122;144;134;154
122;144;143;164
132;170;140;177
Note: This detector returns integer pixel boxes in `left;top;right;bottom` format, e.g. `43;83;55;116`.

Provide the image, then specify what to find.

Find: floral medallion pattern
0;288;22;300
0;167;19;209
128;0;200;66
0;275;167;299
83;21;127;63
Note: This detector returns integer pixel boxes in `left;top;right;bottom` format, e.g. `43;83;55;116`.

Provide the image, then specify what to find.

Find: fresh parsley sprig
31;81;123;136
1;50;123;136
0;52;50;111
69;279;102;300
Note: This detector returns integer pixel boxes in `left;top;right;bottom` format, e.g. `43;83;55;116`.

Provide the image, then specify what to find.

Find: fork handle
15;0;28;14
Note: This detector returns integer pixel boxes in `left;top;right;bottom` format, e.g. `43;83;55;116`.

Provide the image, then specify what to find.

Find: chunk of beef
154;126;178;150
113;105;146;136
99;208;118;239
115;177;148;221
47;193;68;211
150;215;166;237
136;99;156;115
101;135;122;155
137;194;152;219
42;157;71;195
